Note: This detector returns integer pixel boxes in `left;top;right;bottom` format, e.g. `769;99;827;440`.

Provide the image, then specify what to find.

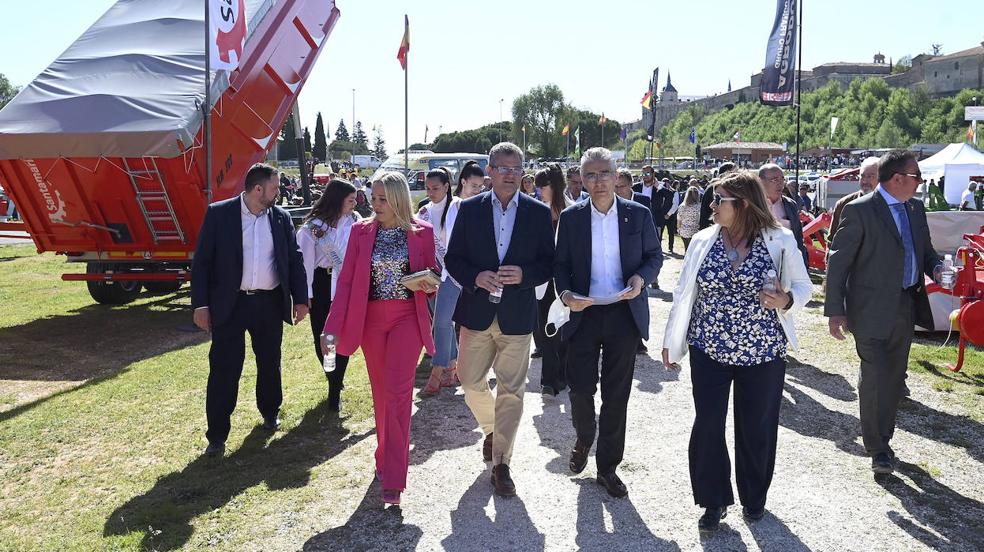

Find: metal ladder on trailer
123;157;186;244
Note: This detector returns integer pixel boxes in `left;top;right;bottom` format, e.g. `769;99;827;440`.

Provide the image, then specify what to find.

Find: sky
1;0;981;154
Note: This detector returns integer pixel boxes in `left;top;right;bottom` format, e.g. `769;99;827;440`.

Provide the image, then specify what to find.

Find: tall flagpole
403;15;409;176
794;0;803;187
204;0;213;204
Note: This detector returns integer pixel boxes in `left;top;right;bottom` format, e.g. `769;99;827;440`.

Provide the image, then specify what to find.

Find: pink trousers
362;299;422;491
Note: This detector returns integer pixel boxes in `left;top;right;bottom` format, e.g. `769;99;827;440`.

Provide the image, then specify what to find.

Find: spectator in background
960;181;978;210
758;164;808;267
676;184;702;251
566;166;589;201
354;188;373;218
797;184;813;212
699;162;737;230
663;178;681;254
521;173;538;198
829;157;879;243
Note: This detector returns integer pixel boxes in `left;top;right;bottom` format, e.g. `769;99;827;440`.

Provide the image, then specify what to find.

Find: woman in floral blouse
676;182;702;251
661;171;812;531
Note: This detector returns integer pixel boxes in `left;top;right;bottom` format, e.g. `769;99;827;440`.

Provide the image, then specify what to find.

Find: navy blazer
554;196;663;341
445;191;555;335
632;183;674;224
631;192;651;212
191;196;308;328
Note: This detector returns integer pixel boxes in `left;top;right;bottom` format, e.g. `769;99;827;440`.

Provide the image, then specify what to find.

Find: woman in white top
297;179;360;411
660;171;811;531
417;162;486;395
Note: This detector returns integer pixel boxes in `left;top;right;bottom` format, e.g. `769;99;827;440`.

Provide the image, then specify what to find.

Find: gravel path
299;253;984;552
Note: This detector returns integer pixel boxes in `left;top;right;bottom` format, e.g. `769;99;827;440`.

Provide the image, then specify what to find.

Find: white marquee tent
918;142;984;205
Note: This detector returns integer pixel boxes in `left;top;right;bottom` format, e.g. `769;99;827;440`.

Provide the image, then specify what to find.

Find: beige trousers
457;317;532;466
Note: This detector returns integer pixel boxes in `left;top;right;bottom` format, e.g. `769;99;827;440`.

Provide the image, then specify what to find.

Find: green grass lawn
0;245;377;550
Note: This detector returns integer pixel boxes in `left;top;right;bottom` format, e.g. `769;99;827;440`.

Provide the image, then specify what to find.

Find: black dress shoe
871;452;894;475
636;341;648;355
491;464;516;497
698;507;727;531
569;439;590;474
262;417;280;431
742;506;765;521
483;432;493;462
531;349;542;359
204;442;225;457
541;384;557;397
596;471;628;498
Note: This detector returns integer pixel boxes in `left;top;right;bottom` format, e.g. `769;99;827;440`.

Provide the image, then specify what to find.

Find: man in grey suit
824;150;942;476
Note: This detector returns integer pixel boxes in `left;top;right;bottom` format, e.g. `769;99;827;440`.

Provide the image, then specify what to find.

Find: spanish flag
641;91;653;109
561;124;570;136
397;15;409;70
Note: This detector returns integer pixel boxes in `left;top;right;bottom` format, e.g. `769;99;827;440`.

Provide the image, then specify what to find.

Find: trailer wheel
86;263;142;305
143;281;183;294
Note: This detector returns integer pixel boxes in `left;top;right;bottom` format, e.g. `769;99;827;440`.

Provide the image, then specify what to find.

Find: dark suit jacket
191;196;307;328
828;189;865;243
631;183;673;225
779;195;809;267
554;197;663;341
824;190;940;339
445;191;555;335
631;192;651;212
698;185;714;230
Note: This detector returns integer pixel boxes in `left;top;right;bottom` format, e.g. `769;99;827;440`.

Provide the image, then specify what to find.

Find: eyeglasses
492;166;524;177
896;172;923;181
584;170;613;182
712;193;739;206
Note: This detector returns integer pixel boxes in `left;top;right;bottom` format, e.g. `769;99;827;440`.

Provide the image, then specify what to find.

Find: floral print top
369;227;412;301
687;234;787;366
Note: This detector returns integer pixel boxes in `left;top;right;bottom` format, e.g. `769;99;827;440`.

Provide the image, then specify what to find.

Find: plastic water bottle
763;269;778;293
489;286;503;304
322;334;336;373
941;255;955;290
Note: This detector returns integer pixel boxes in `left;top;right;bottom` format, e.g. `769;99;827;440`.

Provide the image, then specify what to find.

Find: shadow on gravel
786;356;857;402
747;512;811;551
895;398;984;464
780;382;866;457
302;484;423;551
634;355;682;395
104;401;370;551
574;478;681;551
698;517;748;551
441;471;545;551
532;392;576;475
409;382;482;466
877;461;984;551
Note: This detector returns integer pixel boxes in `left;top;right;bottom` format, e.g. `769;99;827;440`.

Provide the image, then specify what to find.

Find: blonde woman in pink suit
322;172;438;506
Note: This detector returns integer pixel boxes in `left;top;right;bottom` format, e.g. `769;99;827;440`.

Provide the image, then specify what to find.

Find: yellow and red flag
397;15;409;70
561;124;570;136
641;91;653;109
599;114;607;125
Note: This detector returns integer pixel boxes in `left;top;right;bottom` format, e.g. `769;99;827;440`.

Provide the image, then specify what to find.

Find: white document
571;286;633;306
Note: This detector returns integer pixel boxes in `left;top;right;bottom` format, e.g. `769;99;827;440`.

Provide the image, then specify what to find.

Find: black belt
239;287;279;296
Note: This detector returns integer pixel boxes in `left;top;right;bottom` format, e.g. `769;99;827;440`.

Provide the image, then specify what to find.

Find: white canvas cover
918;143;984;205
0;0;273;160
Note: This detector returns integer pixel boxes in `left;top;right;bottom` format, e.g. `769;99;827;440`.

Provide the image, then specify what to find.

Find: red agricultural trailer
0;0;339;304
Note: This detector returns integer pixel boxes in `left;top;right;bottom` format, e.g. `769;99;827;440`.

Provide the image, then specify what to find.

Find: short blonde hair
371;171;418;232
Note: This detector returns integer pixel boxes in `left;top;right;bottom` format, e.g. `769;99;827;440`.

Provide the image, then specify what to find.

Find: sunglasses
712;193;739;206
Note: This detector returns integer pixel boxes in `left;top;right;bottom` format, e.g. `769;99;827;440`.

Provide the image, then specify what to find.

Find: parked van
352;154;382;170
371;151;489;189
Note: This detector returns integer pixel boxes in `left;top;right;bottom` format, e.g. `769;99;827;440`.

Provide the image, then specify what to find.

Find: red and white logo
209;0;248;72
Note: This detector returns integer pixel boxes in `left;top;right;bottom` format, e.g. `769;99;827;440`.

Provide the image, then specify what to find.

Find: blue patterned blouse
687;234;787;366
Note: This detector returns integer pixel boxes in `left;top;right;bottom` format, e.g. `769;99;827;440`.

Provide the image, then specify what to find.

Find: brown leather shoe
569;439;590;474
483;432;493;462
491;464;516;497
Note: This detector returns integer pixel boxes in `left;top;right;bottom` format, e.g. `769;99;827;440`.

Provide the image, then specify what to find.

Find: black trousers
309;267;350;392
566;303;639;474
855;290;914;456
533;280;567;390
206;289;284;444
688;345;786;510
666;214;677;251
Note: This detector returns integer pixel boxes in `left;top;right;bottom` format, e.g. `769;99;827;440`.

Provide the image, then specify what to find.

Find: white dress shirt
664;185;680;217
296;213;359;299
240;194;279;291
770;197;791;229
640;183;655;199
492;191;520;263
588;200;624;297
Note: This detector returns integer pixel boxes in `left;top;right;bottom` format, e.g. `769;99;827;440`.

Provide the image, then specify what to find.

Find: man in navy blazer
555;148;662;498
191;163;308;457
445;142;555;497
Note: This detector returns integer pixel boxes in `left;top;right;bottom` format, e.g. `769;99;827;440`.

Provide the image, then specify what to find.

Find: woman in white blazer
660;171;812;531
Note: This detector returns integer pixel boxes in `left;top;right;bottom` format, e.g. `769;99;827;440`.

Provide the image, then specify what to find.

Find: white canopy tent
918;143;984;205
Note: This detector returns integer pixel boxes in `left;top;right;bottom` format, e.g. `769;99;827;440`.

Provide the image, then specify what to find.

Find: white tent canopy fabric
918;143;984;205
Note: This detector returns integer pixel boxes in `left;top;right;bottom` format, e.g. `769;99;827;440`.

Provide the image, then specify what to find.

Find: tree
0;73;18;109
372;127;387;159
893;55;912;74
303;126;312;153
352;121;368;147
313;112;328;161
335;119;350;142
278;115;298;160
512;84;567;158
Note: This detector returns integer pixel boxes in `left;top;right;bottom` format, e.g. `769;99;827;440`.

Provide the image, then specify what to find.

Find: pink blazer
323;218;437;356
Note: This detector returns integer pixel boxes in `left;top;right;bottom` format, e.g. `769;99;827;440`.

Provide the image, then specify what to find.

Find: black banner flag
760;0;798;106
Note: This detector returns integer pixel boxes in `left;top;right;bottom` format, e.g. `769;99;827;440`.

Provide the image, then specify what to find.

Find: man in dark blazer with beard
192;163;308;457
825;150;942;476
555;148;662;498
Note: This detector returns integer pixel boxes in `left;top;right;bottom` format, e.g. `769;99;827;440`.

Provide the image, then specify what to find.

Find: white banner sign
830;116;839;140
209;0;248;72
966;106;984;121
